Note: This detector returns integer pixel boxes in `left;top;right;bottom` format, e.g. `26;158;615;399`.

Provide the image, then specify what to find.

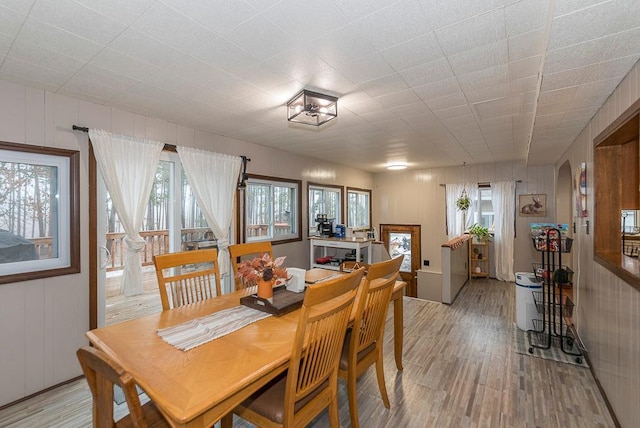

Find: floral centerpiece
236;254;287;299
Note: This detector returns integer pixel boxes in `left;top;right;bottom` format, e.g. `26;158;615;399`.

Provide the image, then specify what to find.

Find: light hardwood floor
0;279;616;427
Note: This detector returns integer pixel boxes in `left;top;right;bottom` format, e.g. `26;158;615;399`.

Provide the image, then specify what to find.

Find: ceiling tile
333;0;398;21
109;29;185;69
0;5;26;38
353;0;431;51
425;92;467;111
161;0;257;35
379;31;444;72
399;58;454;87
418;0;503;30
414;77;461;101
436;9;505;56
8;38;85;75
505;0;550;37
72;64;140;92
548;0;640;51
131;2;215;53
507;28;547;61
261;49;333;81
223;14;296;61
18;17;105;61
359;73;410;97
374;89;422;109
335;53;395;84
0;34;13;57
90;48;161;81
473;94;523;121
449;40;508;76
465;83;510;104
264;0;349;39
508;55;542;80
74;0;155;26
30;0;126;45
0;56;67;89
457;65;509;91
1;0;35;15
544;38;608;74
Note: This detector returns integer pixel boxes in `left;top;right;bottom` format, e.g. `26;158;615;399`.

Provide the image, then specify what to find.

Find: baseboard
0;376;84;411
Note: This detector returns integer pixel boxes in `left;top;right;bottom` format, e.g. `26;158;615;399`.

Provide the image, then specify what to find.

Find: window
0;141;80;284
347;187;371;229
308;183;343;234
244;175;301;243
477;187;494;230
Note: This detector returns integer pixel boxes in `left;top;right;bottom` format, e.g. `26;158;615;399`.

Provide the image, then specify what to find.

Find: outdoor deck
105;269;163;325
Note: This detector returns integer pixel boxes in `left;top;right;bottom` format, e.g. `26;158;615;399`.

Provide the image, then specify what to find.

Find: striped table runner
157;306;272;351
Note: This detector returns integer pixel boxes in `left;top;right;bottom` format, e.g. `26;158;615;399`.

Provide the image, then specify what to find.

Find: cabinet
469;240;489;278
309;237;372;271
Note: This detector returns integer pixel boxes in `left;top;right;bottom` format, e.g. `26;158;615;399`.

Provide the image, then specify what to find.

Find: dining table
86;268;406;428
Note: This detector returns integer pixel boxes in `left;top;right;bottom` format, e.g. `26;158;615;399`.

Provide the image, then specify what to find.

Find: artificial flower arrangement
236;253;288;285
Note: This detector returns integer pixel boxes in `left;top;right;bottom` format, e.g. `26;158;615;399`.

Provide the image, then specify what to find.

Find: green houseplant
456;190;470;211
468;223;490;243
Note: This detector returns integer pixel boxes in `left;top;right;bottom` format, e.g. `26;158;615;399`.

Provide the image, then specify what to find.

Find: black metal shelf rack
527;228;583;363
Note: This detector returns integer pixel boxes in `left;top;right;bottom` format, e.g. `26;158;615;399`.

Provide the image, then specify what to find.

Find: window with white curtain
244;176;300;243
347;187;371;229
308;183;342;234
476;187;494;231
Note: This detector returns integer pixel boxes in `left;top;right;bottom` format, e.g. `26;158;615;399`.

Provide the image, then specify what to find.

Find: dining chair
229;241;274;290
339;260;370;274
76;346;169;428
231;267;366;428
338;255;404;428
153;248;221;311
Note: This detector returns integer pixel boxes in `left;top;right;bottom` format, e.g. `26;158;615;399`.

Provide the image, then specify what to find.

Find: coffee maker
315;214;334;237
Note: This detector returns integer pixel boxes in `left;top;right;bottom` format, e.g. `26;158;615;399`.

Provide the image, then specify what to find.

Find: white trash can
515;272;542;331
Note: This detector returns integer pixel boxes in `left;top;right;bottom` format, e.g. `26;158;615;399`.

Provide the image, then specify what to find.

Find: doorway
379;224;420;297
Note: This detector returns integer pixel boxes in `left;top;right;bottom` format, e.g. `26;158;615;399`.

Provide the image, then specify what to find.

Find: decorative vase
257;278;274;300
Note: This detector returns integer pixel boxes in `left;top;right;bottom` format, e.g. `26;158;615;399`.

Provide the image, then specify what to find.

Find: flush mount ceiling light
287;89;338;126
386;162;408;170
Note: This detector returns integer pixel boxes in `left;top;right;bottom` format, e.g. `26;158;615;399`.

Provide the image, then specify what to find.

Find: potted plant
456;190;470;211
236;254;288;300
468;223;490;243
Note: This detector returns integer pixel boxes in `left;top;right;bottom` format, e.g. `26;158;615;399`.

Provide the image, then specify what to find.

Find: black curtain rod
73;124;177;151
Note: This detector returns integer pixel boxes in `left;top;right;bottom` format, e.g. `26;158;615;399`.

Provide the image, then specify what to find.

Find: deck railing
27;225;290;272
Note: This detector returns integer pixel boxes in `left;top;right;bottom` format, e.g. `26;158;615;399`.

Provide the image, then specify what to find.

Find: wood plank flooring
0;279;616;427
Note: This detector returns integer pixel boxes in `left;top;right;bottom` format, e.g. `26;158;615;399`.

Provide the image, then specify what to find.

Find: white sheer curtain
177;147;241;294
89;129;163;296
492;181;516;282
445;183;478;239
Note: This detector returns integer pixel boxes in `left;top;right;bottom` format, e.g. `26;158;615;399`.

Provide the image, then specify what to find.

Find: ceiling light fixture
287;89;338;126
386;162;408;170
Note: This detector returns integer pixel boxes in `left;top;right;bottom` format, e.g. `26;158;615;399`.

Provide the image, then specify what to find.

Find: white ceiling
1;0;639;172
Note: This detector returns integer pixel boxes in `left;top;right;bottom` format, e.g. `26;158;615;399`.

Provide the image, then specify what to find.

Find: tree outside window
245;176;300;243
308;183;342;234
347;187;371;229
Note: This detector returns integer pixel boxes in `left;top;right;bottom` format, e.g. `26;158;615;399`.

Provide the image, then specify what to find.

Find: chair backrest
366;254;404;281
153;249;221;311
339;260;371;274
349;255;404;357
283;268;365;422
77;346;149;428
229;242;274;290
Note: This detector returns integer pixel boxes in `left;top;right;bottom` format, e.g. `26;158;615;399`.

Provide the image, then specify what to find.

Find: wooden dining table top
86;268;406;428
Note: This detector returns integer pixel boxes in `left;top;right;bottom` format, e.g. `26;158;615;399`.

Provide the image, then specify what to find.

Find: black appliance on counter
315;214;335;237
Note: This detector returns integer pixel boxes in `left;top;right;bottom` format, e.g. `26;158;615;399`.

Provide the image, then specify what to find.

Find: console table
309;237;372;271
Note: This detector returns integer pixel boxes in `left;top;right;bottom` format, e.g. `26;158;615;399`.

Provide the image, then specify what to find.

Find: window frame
241;174;302;244
0;141;80;285
346;187;372;230
307;182;344;235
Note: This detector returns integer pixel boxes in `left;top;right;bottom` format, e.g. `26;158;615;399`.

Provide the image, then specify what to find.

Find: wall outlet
423;260;429;266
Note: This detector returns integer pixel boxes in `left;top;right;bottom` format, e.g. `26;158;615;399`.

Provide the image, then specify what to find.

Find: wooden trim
593;98;640;146
346;186;372;229
307;181;345;232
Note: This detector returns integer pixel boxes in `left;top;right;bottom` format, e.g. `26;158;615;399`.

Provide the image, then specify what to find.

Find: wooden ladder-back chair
153;249;222;311
231;268;366;428
77;346;169;428
339;255;404;428
229;241;274;290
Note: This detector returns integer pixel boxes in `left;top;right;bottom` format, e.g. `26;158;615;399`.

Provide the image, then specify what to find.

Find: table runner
157;305;272;351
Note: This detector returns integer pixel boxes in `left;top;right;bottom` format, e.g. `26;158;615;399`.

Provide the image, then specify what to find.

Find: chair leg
347;369;360;428
221;413;233;428
375;353;390;408
328;396;340;428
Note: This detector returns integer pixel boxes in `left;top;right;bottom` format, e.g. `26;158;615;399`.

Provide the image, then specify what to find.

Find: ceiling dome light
386;163;408;170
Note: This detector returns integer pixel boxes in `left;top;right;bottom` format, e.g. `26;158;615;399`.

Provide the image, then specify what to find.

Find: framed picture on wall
519;194;546;216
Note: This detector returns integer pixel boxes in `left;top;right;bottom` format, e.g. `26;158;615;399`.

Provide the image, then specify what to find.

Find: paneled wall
372;161;556;276
555;61;640;428
0;79;373;406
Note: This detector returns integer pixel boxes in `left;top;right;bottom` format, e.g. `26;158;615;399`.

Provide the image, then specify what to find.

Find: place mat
158;306;271;351
512;323;587;368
